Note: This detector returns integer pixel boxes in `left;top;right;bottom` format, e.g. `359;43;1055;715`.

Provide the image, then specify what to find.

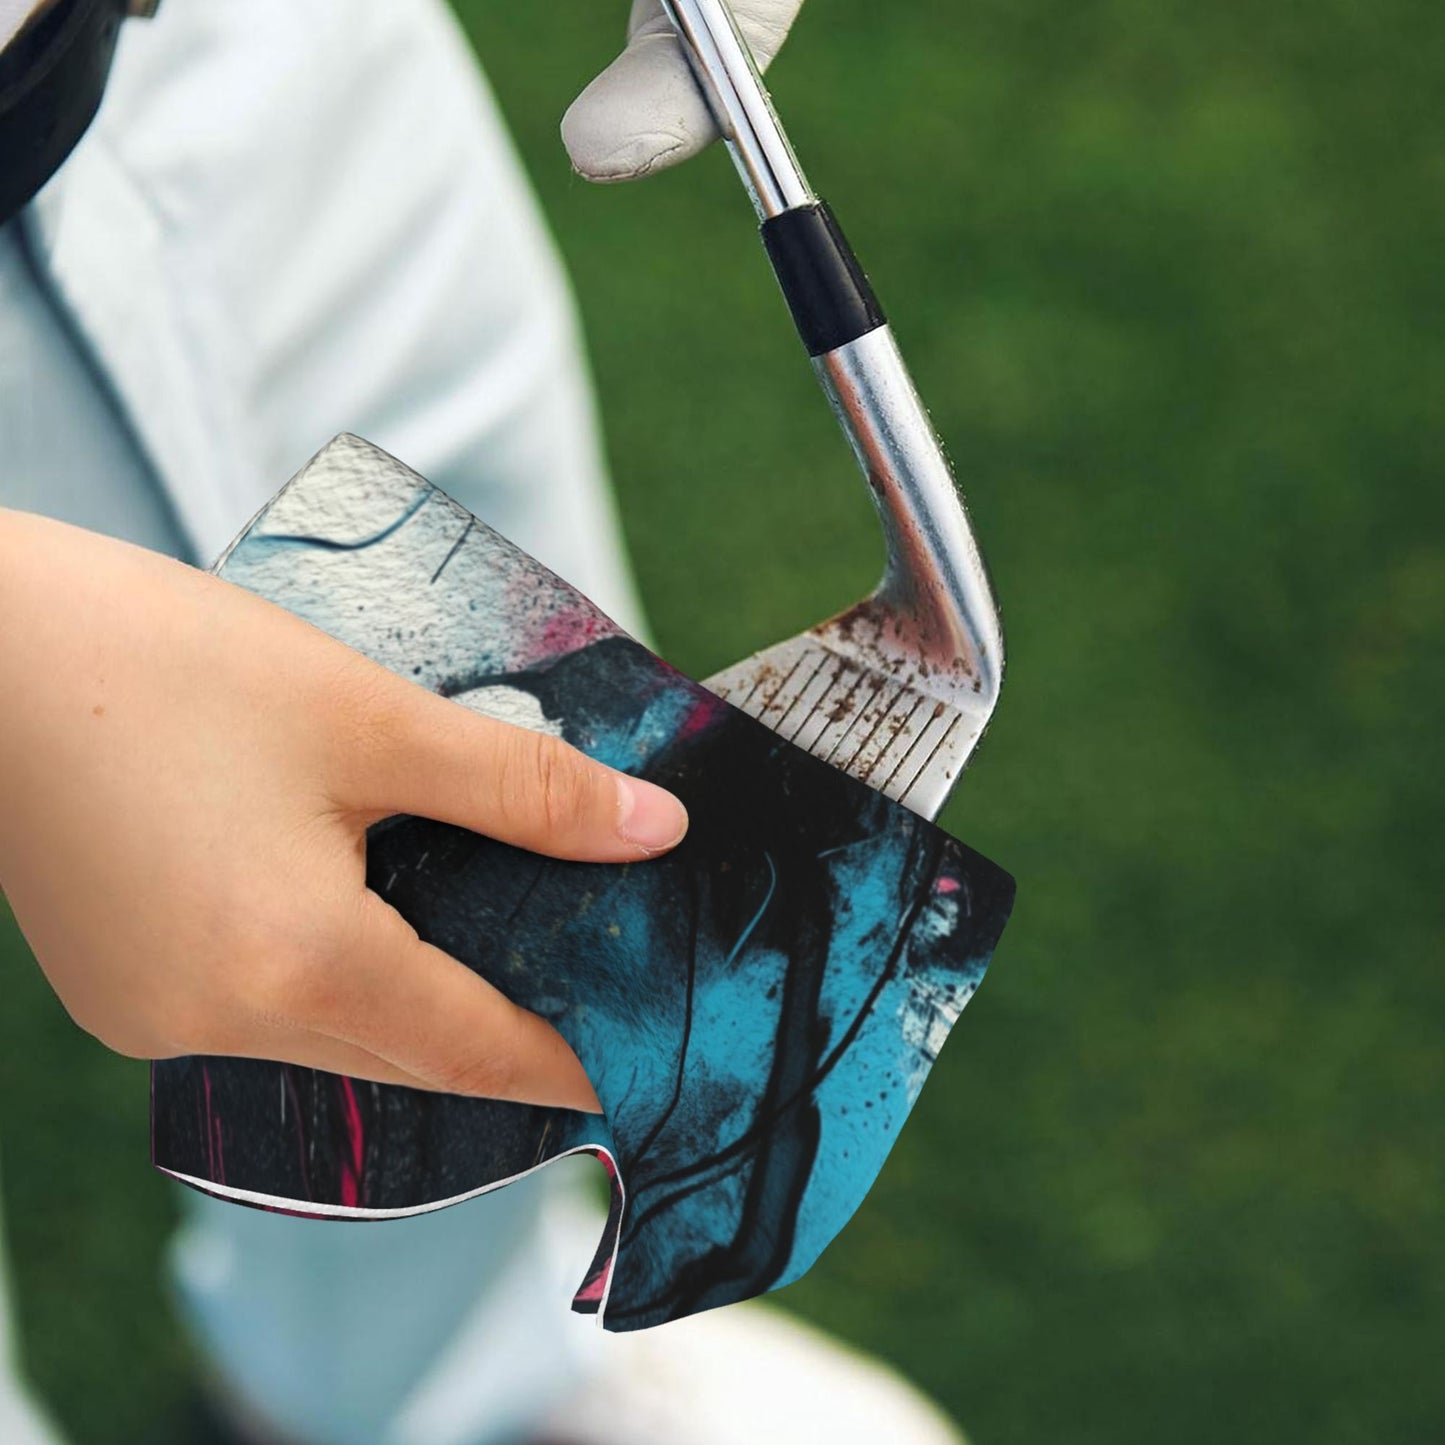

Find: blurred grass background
2;0;1442;1440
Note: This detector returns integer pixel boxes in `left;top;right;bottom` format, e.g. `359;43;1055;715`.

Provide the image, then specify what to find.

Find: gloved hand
564;0;805;183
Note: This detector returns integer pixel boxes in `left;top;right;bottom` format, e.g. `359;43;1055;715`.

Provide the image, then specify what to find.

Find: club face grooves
703;637;989;822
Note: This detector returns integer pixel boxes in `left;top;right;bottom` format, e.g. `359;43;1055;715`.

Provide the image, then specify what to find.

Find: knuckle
328;668;417;796
242;923;344;1031
517;734;595;842
261;957;324;1029
433;1046;518;1102
158;998;220;1055
114;993;229;1060
355;684;414;760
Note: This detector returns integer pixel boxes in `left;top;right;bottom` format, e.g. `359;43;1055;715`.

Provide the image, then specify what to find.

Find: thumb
563;0;805;184
336;676;689;863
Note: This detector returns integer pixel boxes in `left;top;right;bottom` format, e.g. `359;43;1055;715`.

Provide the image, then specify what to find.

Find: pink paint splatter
675;693;729;743
574;1262;613;1304
540;610;614;657
337;1077;365;1208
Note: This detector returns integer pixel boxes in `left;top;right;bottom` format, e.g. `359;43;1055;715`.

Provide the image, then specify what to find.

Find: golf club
662;0;1005;821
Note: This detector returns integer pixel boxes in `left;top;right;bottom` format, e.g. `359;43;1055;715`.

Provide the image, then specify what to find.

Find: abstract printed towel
151;434;1014;1331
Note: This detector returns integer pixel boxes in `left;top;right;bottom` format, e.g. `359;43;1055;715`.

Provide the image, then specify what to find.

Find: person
0;2;964;1441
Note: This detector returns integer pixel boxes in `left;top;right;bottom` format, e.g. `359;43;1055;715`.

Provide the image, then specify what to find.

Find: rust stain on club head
705;331;1003;822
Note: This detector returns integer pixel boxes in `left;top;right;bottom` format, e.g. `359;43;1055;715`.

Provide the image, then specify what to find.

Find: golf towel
151;434;1014;1331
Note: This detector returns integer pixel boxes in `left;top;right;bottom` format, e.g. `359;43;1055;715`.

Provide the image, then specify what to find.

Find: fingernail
615;776;689;854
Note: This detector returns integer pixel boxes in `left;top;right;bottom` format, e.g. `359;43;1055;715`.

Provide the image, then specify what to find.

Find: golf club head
704;325;1003;823
659;0;1004;822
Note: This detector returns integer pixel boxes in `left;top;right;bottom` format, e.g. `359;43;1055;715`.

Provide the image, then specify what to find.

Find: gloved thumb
563;0;805;184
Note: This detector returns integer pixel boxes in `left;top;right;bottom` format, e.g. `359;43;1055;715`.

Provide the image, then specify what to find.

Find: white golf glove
563;0;806;183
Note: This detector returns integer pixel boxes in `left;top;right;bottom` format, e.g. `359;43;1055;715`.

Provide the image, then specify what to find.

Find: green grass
3;1;1442;1440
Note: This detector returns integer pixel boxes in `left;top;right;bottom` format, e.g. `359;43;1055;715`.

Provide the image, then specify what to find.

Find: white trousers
0;2;647;1439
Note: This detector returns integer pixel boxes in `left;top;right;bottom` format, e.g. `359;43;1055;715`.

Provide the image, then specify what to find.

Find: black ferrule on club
761;201;887;358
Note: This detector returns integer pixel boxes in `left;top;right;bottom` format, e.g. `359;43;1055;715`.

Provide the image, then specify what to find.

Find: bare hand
0;511;689;1113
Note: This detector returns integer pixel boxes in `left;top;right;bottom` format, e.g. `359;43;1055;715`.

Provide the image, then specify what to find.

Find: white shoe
393;1175;964;1445
536;1297;964;1445
188;1167;962;1445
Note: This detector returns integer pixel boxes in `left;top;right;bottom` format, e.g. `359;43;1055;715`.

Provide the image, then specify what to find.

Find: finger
138;983;441;1092
562;0;805;184
107;1008;438;1091
302;894;602;1113
274;1032;434;1091
337;678;688;862
166;1023;441;1093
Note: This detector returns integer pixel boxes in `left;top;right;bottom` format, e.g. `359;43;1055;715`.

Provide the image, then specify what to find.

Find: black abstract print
151;436;1014;1330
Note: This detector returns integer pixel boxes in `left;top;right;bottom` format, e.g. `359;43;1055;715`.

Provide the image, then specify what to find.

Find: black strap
0;0;129;227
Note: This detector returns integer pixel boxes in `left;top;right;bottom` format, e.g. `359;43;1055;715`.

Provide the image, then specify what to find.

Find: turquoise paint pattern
151;436;1014;1330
